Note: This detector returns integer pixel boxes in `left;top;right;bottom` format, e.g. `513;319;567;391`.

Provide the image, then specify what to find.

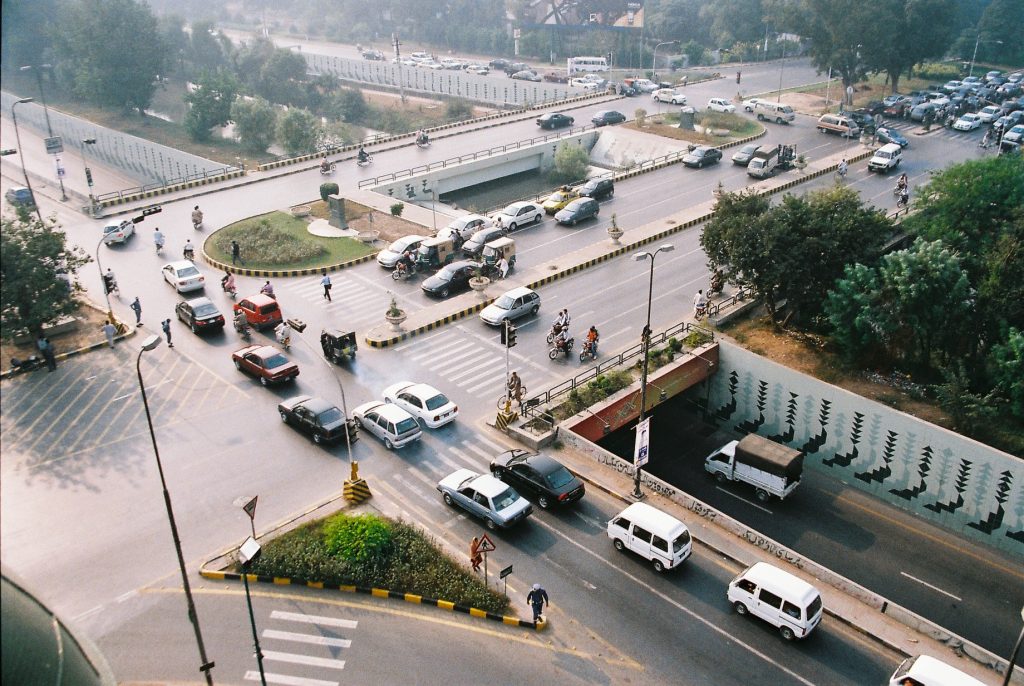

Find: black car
489;58;511;71
537;112;574;129
175;296;225;333
682;145;722;168
489;448;585;509
421;260;478;298
591;110;626;126
504;61;529;75
361;49;384;60
846;109;876;132
278;395;352;445
577;177;614;200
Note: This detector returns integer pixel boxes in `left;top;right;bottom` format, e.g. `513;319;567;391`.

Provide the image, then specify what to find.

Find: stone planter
290;205;311;218
469;276;490;299
385;310;407;332
356;229;380;244
607;225;624;244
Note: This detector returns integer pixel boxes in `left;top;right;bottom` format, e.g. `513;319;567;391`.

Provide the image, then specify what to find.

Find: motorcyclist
416;130;429;145
837;158;848;178
896;173;908;191
183;239;195;261
154;228;165;252
710;270;724;295
275;321;292;347
585;325;599;356
554;330;568;352
554;309;570;337
357;146;369;163
320;155;332;173
233;309;249;335
898;187;910;209
191;205;203;229
221;271;236;294
396;250;415;275
260;280;275;298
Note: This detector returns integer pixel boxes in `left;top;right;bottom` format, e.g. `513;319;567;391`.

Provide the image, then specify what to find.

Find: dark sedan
278;395;352;445
421;260;478;298
537;112;574;129
591;110;626;126
682;145;722;168
875;127;909;148
232;345;299;386
577;177;614;200
489;448;585;509
731;143;762;166
174;296;225;333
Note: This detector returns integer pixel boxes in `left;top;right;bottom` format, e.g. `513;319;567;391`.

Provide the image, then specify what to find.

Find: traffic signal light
85;168;94;186
500;320;507;345
503;321;517;348
142;206;162;216
346;419;359;442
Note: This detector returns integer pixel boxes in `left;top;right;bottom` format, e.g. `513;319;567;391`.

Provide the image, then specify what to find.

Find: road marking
111;377;172;401
462;440;492;462
246;671;337;686
116;590;138;603
262;629;351;648
270;610;358;629
715;487;774;514
30;377;118;453
899;572;963;601
262;648;346;670
73;605;103;621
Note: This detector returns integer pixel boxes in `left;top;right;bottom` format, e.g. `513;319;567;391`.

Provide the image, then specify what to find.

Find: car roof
250;345;281;358
184;296;214;307
243;293;277;306
502;201;537;213
500;286;536;300
165;260;195;269
300;396;336;414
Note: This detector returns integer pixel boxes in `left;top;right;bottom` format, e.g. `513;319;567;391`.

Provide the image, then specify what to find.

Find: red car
232;345;299;386
233;294;282;330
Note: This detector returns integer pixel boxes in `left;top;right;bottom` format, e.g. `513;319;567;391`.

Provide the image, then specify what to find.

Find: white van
727;562;823;640
607;502;692;572
754;100;796;124
888;655;987;686
868;143;903;172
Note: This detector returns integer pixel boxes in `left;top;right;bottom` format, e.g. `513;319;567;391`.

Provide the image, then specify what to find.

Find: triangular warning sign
476;533;496;553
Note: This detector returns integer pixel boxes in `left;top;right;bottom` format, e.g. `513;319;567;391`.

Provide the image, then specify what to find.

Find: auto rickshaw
320;328;357;363
480;237;516;277
416;236;458;271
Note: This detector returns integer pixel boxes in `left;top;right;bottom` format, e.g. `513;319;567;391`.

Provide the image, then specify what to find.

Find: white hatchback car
161;260;205;293
377;234;428;268
652;88;687;105
977;105;1001;123
102;219;135;245
437;214;493;241
742;97;765;112
382;381;458;428
953;113;982;131
495;202;543;232
352;401;422;449
707;98;736;113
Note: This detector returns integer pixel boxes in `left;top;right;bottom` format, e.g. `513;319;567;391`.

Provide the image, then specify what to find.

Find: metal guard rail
94;165;241;202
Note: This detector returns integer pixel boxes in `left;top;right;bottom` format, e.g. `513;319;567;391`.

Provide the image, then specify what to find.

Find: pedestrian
130;297;142;326
498;256;509;279
231;240;243;266
37;335;56;372
469;537;483;572
102;321;117;348
693;289;707;318
527;583;549;623
495;216;504;232
161;318;173;348
320;270;333;301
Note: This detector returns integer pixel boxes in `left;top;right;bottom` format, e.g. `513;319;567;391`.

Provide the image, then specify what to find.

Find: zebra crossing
276;271;394;333
244;610;357;686
880;117;983;142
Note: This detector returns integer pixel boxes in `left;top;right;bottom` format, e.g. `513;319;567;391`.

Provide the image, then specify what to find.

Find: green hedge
245;513;510;614
916;62;961;80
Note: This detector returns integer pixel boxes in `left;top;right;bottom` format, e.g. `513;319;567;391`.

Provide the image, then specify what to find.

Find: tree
188;21;232;76
989;329;1024;418
276;107;320;155
184;70;238;142
230;97;277;153
551;142;589;184
702;0;770;48
645;0;712;48
258;49;308;106
976;0;1024;66
232;36;276;91
53;0;168;113
0;0;60;74
327;88;368;124
157;14;188;75
866;0;957;94
788;0;875;99
1;214;91;337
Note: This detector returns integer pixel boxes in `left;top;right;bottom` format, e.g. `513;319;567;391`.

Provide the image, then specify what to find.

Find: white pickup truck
704;434;804;502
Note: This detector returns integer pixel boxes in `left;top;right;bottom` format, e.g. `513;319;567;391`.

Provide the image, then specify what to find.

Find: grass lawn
205;211;376;270
627;111;762;145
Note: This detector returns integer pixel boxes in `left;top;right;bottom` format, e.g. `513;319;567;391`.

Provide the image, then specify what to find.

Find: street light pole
969;36;1003;79
652;41;675;82
11;98;45;224
81;138;97;217
95;234;118;326
631;244;674;500
21;64;67;201
136;336;215;684
236;497;266;686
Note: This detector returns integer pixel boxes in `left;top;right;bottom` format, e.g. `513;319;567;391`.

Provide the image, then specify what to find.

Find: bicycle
497;386;527;412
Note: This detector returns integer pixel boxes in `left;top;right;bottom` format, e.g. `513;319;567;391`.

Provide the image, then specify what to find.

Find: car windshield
438;265;457;279
672;529;692;552
176;266;200;277
317;407;344;425
395;417;419;434
264;353;289;368
193;303;218;316
493;294;515;310
424;393;450;410
544;466;576;490
449;218;470;231
548;191;567;202
740;145;758;154
104;225;121;234
492;487;520;511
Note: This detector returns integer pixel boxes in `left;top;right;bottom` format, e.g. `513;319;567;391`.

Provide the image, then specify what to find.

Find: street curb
97;169;246;210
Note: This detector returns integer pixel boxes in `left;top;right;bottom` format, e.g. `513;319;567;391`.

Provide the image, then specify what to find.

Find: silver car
352;401;422;449
377;234;428;268
437;469;533;530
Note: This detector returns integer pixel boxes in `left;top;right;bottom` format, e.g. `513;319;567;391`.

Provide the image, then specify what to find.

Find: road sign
634;417;650;467
54;156;65;178
500;564;513;579
476;533;496;553
242;495;258;520
44;136;64;155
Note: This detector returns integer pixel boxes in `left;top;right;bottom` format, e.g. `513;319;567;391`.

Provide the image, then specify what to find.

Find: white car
465;64;490;75
383;381;458;428
707;98;736;113
742;97;765;112
161;260;205;293
495;201;543;232
438;214;493;241
352;400;422;449
569;78;599;91
440;58;464;70
377;234;428;268
927;92;950;106
652;88;687;105
977;105;1001;123
102;219;135;245
953;113;982;131
1003;125;1024;145
630;78;658;92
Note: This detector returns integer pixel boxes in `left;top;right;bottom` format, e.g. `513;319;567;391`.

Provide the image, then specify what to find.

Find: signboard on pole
44;136;64;155
476;533;496;553
634;417;651;467
500;564;513;579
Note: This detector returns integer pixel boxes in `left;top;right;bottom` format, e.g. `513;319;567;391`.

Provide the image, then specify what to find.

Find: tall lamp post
136;335;215;684
969;36;1003;78
11;98;45;224
235;495;266;686
20;64;67;201
652;41;676;82
631;243;674;499
81;138;97;216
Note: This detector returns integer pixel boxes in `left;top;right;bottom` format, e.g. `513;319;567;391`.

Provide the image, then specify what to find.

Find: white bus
567;56;609;74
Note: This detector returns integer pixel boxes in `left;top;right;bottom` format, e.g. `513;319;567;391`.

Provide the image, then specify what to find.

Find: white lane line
446;358;498;382
899;572;963;601
457;370;507;392
473;433;506;451
270;610;357;629
435;450;466;472
74;605;103;621
116;590;138;603
262;629;351;648
246;670;337;686
392;472;431;502
112;377;172;401
463;441;493;461
448;445;482;469
262;650;345;670
715;487;774;514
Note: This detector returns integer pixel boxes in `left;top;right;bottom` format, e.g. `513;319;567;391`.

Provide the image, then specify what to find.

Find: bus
567;56;609;74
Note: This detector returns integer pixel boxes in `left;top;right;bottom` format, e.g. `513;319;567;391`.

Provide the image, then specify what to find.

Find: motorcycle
356;153;373;167
415;136;430;148
545;321;569;344
221;279;237;299
233;316;251;339
579;339;598;363
893;182;908;197
9;356;44;375
549;336;575;360
103;274;119;296
275;327;291;349
183;247;195;262
709;271;724;296
391;261;417;281
155;239;165;255
319;162;336;175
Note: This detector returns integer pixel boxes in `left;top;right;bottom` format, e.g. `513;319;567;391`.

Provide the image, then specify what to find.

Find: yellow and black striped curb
199;568;546;631
200;244;381;278
97;169;246;210
367;152;873;348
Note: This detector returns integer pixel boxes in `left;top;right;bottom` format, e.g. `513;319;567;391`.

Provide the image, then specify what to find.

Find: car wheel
485;518;498;531
508;222;517;232
443;492;455;507
776;117;785;124
530;305;539;316
260;376;269;387
756;489;770;503
233;359;242;370
734;602;748;616
652;559;665;573
757;113;765;121
384;438;394;450
280;411;289;423
780;626;796;641
313;433;323;445
441;287;450;298
715;472;727;484
613;538;625;552
537;495;551;509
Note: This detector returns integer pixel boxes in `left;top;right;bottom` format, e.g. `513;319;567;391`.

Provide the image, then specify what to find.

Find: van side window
633;526;652;544
737;579;757;594
652;535;668;553
758;589;783;609
782;601;802;619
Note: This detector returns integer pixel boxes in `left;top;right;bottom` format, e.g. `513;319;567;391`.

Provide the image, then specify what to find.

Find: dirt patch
308;200;427;244
359;90;497;121
779;92;831;116
1;304;123;374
